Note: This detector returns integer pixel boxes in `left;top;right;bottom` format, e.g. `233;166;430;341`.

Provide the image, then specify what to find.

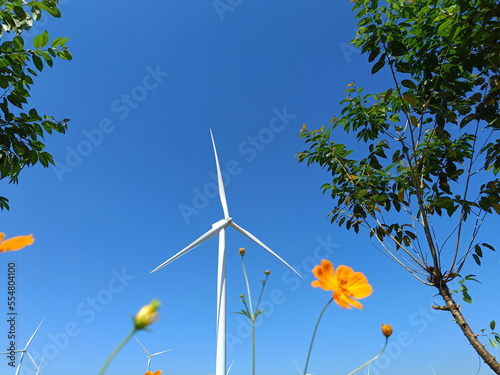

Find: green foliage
298;0;499;283
0;0;71;209
480;320;500;349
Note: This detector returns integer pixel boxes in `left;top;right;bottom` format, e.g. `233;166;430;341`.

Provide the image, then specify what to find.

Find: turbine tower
151;130;300;375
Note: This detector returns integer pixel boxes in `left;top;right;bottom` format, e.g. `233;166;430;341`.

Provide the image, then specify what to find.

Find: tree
298;0;500;372
0;0;71;210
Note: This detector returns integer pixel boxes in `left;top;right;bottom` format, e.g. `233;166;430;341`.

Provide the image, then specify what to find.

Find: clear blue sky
1;1;499;375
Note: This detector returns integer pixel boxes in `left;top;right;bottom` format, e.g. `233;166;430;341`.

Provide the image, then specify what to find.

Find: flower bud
239;248;245;256
264;270;270;276
134;299;161;330
381;324;393;338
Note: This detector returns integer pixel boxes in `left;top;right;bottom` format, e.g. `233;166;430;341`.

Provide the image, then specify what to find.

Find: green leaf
464;275;480;283
28;1;61;18
32;54;44;71
31;140;45;151
437;18;454;37
482;243;495;251
51;37;65;48
475;244;483;257
42;52;53;67
403;92;417;106
472;254;481;265
384;88;393;101
388;41;407;56
410;116;419;126
492;204;500;215
463;292;472;304
0;196;9;211
491;320;496;330
490;337;497;349
33;34;43;49
401;79;416;89
403;235;411;246
31;6;42;21
40;30;49;48
13;6;27;20
371;57;385;74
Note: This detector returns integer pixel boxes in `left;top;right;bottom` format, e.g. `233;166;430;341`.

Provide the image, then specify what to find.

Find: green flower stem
304;298;334;375
346;337;388;375
98;328;137;375
252;318;256;375
241;256;256;375
242;257;254;316
255;275;269;312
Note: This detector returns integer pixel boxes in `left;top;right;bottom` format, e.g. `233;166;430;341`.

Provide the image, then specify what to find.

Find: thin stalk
98;328;137;375
242;257;254;317
241;256;256;375
303;298;334;375
252;318;256;375
255;275;269;312
346;337;388;375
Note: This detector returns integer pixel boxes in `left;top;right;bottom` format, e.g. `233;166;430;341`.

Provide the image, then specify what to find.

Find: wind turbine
134;336;172;372
151;130;301;375
0;318;44;375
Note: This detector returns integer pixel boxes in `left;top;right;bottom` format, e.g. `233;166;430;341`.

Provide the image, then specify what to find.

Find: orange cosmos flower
0;232;34;253
144;371;162;375
311;259;372;309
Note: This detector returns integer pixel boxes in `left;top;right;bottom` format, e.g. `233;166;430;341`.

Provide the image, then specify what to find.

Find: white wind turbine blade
148;349;172;372
226;358;235;375
0;349;23;354
151;219;229;273
26;352;43;375
229;221;301;277
209;358;234;375
136;336;154;371
292;359;315;375
151;349;173;357
24;318;44;348
16;318;44;375
134;336;151;356
135;322;172;372
210;130;229;219
36;355;44;375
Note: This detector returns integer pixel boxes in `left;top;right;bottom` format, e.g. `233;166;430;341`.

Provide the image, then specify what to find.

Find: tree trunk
434;282;500;374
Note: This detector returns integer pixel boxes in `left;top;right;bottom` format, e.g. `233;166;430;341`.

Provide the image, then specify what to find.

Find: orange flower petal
349;283;373;298
0;234;34;252
312;260;337;287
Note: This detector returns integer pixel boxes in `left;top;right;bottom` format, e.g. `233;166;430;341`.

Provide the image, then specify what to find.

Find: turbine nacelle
212;218;233;229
